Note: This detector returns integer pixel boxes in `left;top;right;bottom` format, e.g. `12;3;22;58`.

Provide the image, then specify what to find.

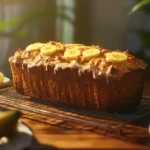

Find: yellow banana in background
0;110;21;138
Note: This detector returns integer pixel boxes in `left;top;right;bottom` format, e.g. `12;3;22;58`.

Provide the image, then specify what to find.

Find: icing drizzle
9;44;147;81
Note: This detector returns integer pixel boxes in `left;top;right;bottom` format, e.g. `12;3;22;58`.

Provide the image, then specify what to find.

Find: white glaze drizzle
54;63;69;74
9;49;147;79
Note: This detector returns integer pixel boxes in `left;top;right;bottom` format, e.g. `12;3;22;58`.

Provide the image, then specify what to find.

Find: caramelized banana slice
82;48;100;59
106;52;128;63
56;43;66;52
65;44;84;47
26;43;45;51
64;49;81;60
40;44;57;56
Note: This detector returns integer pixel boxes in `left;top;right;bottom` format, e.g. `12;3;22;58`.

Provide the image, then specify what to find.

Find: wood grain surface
0;82;150;149
25;82;150;149
23;118;149;150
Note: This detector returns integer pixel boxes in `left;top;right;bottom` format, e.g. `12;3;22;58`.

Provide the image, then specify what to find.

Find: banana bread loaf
9;41;147;112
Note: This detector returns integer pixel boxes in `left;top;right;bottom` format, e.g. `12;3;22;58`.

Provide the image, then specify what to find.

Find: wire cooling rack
0;87;150;124
0;87;149;144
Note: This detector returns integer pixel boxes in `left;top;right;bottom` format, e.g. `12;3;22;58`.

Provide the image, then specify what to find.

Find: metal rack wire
0;87;149;127
0;87;149;145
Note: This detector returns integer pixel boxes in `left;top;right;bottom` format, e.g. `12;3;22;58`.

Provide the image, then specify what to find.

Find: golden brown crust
9;41;147;79
10;61;146;112
9;41;147;112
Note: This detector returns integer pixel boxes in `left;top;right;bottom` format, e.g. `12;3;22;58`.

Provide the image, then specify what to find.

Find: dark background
0;0;149;80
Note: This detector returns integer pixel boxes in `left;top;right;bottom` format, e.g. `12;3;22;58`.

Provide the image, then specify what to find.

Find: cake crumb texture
9;41;147;112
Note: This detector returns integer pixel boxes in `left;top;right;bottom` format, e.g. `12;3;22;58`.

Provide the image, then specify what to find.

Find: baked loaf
9;41;147;112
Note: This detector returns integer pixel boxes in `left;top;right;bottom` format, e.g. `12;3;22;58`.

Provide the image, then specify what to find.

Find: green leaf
0;6;74;40
129;0;150;15
0;19;22;32
12;31;34;38
0;6;74;35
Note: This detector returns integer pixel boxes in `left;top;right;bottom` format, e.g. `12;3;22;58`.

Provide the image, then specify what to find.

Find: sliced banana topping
82;48;100;59
65;44;84;47
26;43;45;51
56;43;65;52
40;44;57;56
64;48;81;60
106;52;128;63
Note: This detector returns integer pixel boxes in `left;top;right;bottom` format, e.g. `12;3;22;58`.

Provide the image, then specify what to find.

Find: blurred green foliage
130;0;150;80
129;0;150;14
0;6;74;39
0;1;150;79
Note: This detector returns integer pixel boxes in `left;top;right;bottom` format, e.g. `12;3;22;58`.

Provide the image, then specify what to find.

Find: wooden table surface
17;82;150;150
1;82;150;149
